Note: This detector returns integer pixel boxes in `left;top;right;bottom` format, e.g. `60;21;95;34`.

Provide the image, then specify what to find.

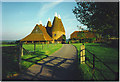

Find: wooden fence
80;46;118;80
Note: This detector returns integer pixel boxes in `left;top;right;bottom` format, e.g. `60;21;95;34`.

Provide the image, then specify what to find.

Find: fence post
18;42;23;71
42;43;43;49
92;54;95;80
80;44;85;64
34;42;36;53
21;44;23;56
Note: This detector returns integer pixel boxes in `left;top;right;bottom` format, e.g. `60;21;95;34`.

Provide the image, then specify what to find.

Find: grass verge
21;43;63;69
72;43;118;80
1;44;17;47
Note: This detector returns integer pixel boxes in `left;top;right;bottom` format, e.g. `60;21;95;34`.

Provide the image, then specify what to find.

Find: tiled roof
39;25;53;41
70;30;96;39
20;14;66;42
21;24;53;41
52;16;65;32
46;21;52;37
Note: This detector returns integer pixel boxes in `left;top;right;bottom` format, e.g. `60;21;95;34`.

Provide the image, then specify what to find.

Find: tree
62;35;66;41
73;2;118;38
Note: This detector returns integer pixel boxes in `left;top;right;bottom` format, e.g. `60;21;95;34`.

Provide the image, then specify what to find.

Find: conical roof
46;18;52;27
52;16;65;32
46;21;52;27
21;24;52;41
46;19;52;37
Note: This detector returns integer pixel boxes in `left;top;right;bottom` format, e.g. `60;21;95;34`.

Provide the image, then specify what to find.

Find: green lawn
0;44;17;47
73;43;118;80
2;43;62;79
21;43;63;69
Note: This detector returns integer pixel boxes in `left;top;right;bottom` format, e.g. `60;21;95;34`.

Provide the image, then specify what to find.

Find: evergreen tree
73;2;118;38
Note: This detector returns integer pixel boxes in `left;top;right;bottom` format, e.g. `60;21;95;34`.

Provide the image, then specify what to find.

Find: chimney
58;14;61;19
55;12;57;17
39;21;42;25
48;18;51;21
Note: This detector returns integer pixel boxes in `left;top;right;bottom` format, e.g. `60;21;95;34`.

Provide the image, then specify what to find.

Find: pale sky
2;1;87;40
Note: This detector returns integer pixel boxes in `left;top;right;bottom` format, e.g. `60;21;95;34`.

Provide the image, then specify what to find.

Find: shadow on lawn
2;46;47;81
9;55;83;81
21;51;47;70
